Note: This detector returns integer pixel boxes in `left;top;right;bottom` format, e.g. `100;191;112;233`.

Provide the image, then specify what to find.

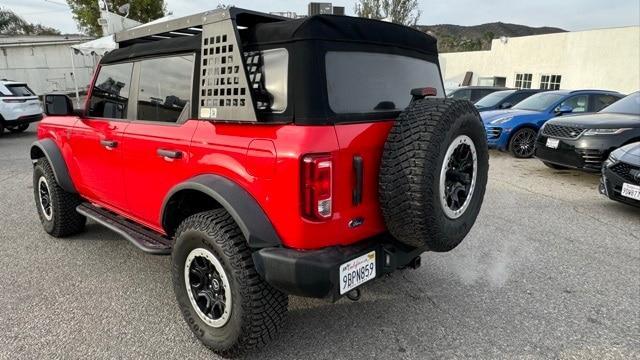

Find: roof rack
114;7;286;122
115;8;284;47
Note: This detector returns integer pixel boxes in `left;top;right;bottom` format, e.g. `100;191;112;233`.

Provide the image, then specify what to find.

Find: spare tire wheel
379;98;489;251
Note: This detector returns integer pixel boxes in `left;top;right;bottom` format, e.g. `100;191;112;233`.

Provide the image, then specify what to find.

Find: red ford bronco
32;8;488;356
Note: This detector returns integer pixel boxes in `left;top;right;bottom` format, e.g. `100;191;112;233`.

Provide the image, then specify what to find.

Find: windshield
325;52;443;114
600;92;640;115
512;92;564;112
475;90;515;108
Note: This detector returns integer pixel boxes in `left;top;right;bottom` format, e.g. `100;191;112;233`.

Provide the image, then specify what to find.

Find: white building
0;35;97;95
440;26;640;94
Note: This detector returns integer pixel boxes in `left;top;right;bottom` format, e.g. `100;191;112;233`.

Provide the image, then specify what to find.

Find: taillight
301;154;333;220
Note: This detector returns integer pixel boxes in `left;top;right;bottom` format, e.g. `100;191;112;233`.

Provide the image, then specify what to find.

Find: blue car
482;90;624;158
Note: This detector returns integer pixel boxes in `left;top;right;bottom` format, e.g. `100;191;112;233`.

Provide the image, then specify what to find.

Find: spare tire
379;98;489;251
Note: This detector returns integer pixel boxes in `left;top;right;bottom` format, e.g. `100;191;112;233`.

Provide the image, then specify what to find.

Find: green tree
354;0;421;26
66;0;166;36
0;8;61;35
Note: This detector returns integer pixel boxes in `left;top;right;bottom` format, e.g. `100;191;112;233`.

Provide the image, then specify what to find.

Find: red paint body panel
121;120;199;230
37;116;395;249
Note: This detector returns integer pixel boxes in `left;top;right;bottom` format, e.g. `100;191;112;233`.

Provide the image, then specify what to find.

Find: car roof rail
569;89;620;94
115;7;284;47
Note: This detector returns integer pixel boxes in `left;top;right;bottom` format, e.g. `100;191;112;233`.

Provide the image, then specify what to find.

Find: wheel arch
30;139;77;193
161;174;281;249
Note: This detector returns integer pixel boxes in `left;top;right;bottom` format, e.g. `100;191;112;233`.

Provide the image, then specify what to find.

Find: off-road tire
379;98;489;251
172;209;288;357
33;159;86;237
542;161;569;170
8;123;29;133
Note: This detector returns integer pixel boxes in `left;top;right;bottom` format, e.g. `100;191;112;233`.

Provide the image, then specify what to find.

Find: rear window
325;52;443;114
5;84;35;97
601;92;640;115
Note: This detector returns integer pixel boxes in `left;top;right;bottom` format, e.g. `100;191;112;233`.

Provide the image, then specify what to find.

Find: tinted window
449;89;471;100
601;92;640;115
88;63;133;119
137;55;194;123
560;95;589;113
513;92;565;112
471;89;496;102
475;90;515;108
592;94;620;112
5;84;35;96
508;92;535;105
251;48;288;113
326;52;443;114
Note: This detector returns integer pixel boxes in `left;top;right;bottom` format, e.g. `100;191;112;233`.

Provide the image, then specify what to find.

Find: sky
3;0;640;35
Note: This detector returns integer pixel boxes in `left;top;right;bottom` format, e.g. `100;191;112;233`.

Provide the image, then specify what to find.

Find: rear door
70;62;133;210
121;54;198;229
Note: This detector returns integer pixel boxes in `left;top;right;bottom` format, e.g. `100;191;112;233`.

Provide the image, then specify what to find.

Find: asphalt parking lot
1;126;638;360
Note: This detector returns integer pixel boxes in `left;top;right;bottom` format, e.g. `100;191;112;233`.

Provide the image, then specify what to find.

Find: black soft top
242;15;438;56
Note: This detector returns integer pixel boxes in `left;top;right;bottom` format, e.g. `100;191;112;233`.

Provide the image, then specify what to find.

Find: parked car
535;91;640;171
600;142;640;207
0;79;42;135
482;90;623;158
31;9;489;356
474;89;544;112
447;86;509;103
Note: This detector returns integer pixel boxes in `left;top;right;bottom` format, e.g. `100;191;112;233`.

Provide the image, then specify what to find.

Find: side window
136;54;194;123
560;95;589;113
592;95;620;112
450;89;471;100
507;92;531;105
473;89;493;102
88;63;133;119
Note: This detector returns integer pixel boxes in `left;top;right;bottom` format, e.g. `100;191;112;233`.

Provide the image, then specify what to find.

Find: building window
514;73;532;89
540;75;561;90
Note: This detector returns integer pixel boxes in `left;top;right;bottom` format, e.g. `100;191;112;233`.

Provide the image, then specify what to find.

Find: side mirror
555;105;573;115
44;94;75;116
500;102;513;109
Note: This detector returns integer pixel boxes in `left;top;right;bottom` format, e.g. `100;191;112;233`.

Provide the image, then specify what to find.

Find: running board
76;203;172;255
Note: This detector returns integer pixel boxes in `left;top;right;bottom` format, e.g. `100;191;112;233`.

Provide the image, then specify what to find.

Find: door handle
100;139;118;149
157;149;183;160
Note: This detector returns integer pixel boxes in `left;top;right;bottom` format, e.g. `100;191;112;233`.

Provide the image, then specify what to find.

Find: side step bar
76;203;172;255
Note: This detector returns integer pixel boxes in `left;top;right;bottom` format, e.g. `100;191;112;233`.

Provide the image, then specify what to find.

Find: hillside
416;22;566;53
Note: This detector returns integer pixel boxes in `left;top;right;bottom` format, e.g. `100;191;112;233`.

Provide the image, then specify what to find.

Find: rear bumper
253;234;426;301
534;134;615;172
2;113;43;125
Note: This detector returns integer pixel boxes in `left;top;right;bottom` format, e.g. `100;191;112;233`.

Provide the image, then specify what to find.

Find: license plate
339;251;376;295
621;183;640;201
546;138;560;149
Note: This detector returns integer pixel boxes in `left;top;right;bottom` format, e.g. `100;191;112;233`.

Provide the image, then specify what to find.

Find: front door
70;62;133;210
121;54;198;230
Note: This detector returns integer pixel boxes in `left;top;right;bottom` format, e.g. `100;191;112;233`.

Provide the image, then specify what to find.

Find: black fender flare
161;174;281;248
30;139;77;193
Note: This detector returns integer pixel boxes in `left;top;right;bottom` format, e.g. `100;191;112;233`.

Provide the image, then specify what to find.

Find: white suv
0;80;43;135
